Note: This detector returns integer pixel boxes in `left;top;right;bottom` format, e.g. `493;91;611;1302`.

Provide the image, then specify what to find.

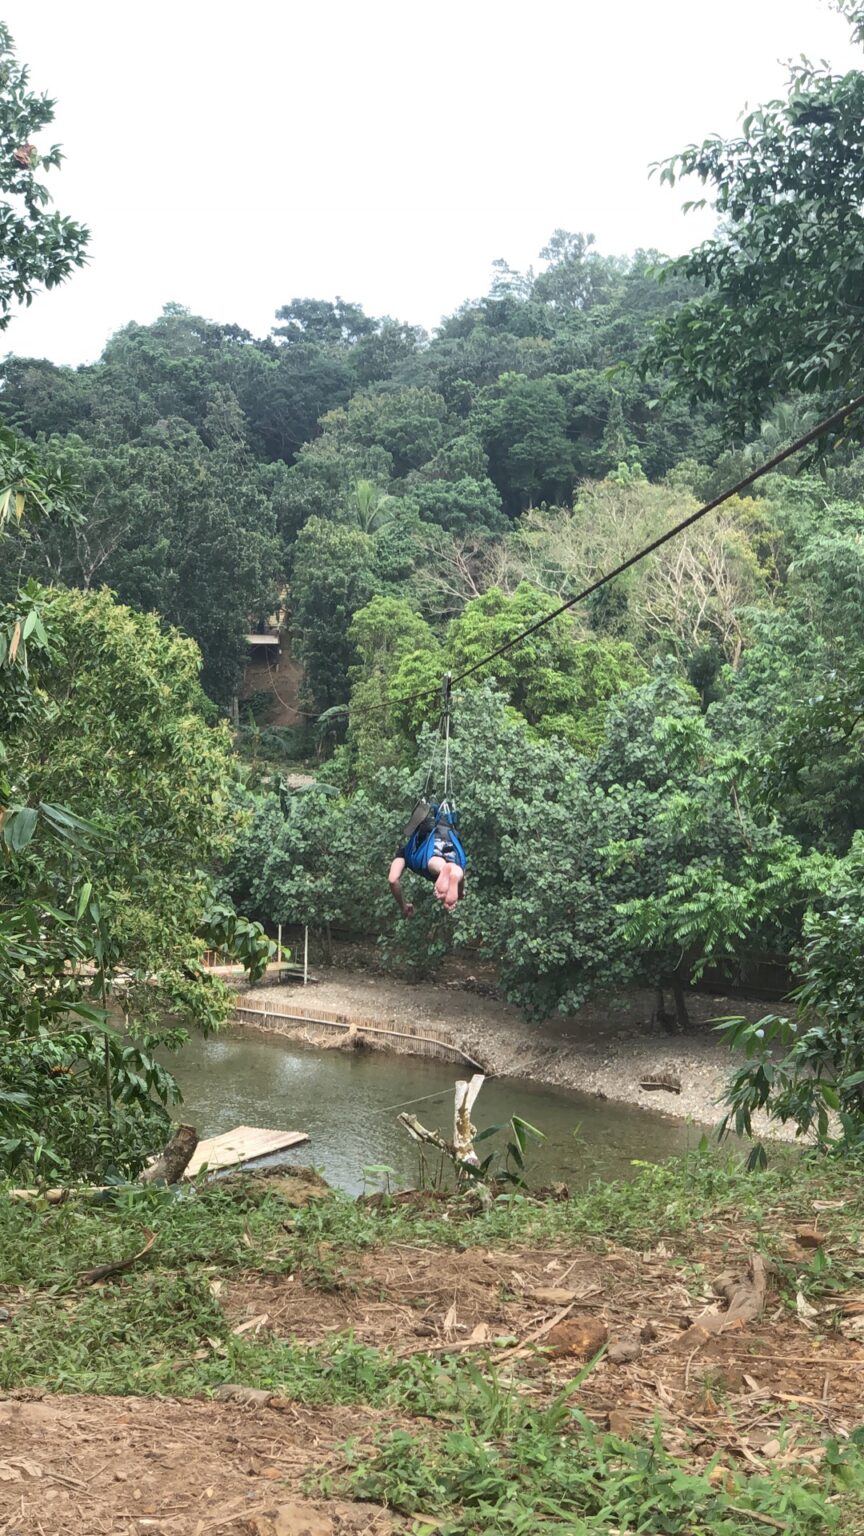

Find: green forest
3;4;864;1188
3;9;864;1535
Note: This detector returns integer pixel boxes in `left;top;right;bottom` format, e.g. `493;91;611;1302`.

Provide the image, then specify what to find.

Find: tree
0;478;235;1179
349;479;399;535
340;387;449;478
347;596;442;784
600;666;825;1014
642;8;864;430
290;518;377;709
273;297;374;348
720;832;864;1159
6;420;282;703
533;230;615;312
447;584;647;752
471;374;575;513
0;24;88;324
381;689;637;1016
4;587;236;1020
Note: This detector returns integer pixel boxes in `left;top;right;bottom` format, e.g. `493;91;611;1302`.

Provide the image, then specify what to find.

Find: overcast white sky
3;1;859;365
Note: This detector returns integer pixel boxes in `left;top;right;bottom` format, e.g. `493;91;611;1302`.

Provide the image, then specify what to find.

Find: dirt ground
245;963;788;1138
3;1215;862;1536
0;1395;396;1536
223;1216;864;1450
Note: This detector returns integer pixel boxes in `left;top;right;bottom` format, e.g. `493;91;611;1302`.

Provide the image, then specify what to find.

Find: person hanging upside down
388;801;467;917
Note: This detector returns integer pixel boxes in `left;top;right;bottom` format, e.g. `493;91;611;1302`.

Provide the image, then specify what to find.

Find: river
168;1028;719;1195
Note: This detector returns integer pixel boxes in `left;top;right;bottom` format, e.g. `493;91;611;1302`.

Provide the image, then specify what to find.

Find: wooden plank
185;1124;308;1178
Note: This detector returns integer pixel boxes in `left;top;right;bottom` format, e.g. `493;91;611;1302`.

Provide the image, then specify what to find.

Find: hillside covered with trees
3;2;864;1182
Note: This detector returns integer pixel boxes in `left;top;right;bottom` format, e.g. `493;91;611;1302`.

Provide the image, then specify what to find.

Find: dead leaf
676;1253;766;1349
607;1408;640;1436
269;1502;333;1536
232;1312;270;1336
208;1279;224;1299
794;1226;824;1249
762;1438;781;1460
467;1322;490;1343
796;1291;819;1324
443;1302;458;1339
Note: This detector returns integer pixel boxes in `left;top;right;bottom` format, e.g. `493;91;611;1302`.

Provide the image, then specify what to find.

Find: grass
332;1396;864;1535
2;1151;863;1534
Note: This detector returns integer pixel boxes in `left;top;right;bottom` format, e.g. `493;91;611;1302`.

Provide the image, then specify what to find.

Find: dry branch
80;1228;155;1286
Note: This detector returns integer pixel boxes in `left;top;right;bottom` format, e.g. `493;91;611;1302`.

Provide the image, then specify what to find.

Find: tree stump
140;1124;198;1185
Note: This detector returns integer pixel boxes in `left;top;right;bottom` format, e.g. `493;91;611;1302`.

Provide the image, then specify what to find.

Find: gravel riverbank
243;964;793;1141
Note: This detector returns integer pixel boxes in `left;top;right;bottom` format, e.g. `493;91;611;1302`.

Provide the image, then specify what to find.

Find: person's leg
426;855;447;899
443;863;464;911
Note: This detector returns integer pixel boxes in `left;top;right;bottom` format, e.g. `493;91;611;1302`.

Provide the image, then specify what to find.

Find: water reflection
167;1029;719;1196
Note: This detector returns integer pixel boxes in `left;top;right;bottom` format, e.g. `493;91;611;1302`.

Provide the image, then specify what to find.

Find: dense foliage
0;32;246;1181
642;0;864;434
0;22;88;325
4;9;864;1162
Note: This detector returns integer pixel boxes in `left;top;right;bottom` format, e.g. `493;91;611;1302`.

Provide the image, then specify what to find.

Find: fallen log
675;1253;767;1350
140;1124;198;1185
640;1072;682;1094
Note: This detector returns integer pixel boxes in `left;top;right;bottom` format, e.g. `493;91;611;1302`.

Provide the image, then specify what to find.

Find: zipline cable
444;392;864;693
245;393;864;738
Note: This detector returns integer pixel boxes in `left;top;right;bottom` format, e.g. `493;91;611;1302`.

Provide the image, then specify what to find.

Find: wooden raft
185;1124;308;1177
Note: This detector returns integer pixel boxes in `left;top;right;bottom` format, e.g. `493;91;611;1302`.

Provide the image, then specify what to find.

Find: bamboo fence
232;1002;485;1071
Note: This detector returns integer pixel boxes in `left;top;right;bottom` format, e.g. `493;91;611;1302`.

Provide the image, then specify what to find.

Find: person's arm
388;856;415;918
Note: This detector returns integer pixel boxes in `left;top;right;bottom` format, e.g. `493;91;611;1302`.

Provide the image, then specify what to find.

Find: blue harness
402;803;467;883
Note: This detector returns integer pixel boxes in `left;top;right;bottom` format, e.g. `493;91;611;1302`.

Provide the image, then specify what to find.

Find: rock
213;1384;273;1407
608;1336;642;1365
607;1408;639;1436
530;1287;580;1307
545;1316;608;1360
254;1167;333;1208
254;1503;334;1536
0;1307;10;1323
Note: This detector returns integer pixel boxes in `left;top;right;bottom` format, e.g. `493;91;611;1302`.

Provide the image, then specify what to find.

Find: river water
168;1029;718;1195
